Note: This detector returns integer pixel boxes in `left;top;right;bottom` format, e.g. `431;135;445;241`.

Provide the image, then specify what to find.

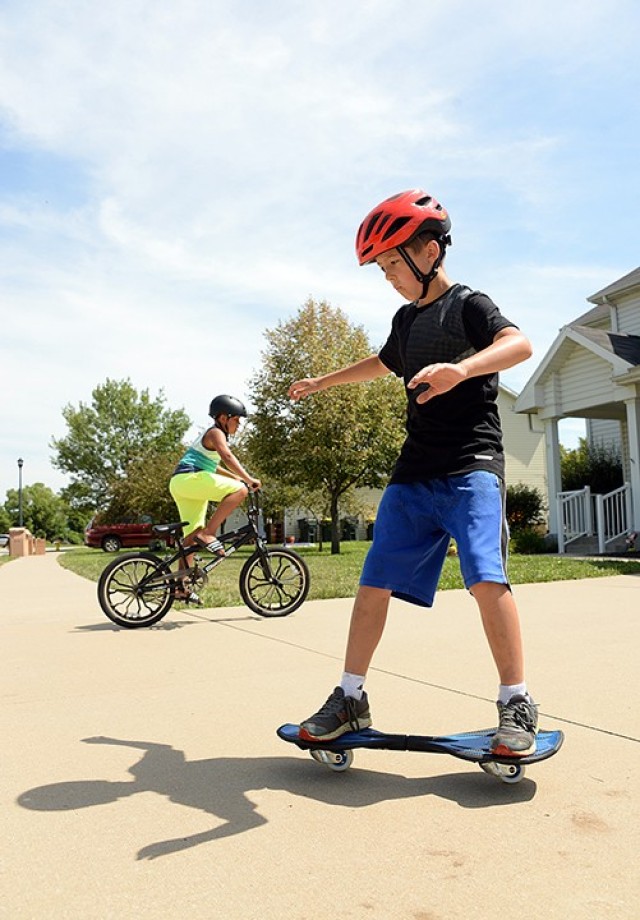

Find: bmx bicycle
97;490;310;628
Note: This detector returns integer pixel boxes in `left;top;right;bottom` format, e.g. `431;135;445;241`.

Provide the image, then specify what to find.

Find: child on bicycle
289;189;538;757
169;395;261;600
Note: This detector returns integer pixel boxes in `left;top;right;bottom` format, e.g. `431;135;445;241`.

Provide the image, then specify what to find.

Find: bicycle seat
152;522;188;536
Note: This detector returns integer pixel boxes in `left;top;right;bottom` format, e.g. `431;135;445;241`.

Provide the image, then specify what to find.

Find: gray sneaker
299;687;372;742
491;694;538;756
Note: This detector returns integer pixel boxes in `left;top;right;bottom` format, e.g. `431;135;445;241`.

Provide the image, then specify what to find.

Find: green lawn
59;541;640;609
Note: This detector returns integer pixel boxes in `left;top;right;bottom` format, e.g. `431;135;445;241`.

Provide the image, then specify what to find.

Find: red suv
84;518;175;553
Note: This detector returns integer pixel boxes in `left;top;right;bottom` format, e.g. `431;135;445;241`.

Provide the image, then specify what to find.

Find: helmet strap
214;417;230;439
398;238;447;301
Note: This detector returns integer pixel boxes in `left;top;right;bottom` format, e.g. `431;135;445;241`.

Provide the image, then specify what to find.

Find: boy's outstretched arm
409;328;532;405
289;354;389;401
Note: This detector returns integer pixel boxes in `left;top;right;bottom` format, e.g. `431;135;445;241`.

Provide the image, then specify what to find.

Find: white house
515;266;640;551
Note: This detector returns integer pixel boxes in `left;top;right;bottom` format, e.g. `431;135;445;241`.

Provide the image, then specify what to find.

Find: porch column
544;417;562;535
624;397;640;531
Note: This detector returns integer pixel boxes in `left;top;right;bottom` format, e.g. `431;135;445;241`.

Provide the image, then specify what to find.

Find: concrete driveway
1;553;639;919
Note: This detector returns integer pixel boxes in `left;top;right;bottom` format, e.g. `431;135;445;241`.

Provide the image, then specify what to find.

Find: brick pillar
9;527;30;557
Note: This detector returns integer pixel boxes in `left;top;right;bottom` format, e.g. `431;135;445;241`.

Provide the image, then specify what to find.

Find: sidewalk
1;554;639;919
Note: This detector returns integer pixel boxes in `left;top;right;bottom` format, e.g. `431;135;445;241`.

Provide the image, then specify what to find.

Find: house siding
499;392;547;498
586;418;622;450
616;292;640;335
548;347;618;412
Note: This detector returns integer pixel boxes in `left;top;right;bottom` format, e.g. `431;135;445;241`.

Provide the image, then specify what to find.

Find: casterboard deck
277;724;563;781
277;724;563;764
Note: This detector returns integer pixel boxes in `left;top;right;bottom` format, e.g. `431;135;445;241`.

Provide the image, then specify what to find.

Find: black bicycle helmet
208;395;247;418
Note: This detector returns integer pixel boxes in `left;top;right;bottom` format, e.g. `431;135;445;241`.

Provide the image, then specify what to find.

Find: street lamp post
17;458;24;527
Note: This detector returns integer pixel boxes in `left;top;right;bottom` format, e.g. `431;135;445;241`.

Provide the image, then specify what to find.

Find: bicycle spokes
239;549;309;617
97;554;174;628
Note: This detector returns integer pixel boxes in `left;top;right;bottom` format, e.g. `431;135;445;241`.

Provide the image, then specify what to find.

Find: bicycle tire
239;548;310;617
97;552;175;628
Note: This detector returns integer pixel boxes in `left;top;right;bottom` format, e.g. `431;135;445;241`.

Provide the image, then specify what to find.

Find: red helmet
355;189;451;265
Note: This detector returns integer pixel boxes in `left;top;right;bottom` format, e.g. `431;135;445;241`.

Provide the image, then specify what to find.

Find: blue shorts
360;472;509;608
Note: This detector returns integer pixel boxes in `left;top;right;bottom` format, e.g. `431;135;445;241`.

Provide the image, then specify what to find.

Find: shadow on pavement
75;613;258;632
17;736;536;861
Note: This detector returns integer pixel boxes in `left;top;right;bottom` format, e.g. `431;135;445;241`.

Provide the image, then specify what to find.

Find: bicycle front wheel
239;548;310;617
97;552;174;628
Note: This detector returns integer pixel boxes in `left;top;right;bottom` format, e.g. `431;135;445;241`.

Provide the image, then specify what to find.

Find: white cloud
0;0;638;493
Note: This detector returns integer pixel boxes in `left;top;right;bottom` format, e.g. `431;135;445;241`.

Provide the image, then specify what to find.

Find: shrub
510;528;550;554
65;531;85;545
506;483;545;532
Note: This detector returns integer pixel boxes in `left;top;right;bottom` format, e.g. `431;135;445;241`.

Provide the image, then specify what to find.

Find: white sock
341;672;366;700
498;682;529;704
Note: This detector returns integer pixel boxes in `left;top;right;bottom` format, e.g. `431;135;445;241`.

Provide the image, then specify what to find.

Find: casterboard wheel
309;749;354;771
480;761;525;784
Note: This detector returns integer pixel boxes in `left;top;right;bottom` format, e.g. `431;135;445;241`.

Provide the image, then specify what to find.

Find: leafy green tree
245;298;406;553
102;444;186;524
560;438;623;494
51;379;190;513
4;483;69;540
64;502;92;537
0;505;12;533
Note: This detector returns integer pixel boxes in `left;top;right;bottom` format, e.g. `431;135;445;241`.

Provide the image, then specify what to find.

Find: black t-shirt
378;283;517;483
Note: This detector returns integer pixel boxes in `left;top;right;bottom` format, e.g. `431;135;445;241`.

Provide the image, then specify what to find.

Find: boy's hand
247;478;262;492
289;377;322;401
408;363;468;404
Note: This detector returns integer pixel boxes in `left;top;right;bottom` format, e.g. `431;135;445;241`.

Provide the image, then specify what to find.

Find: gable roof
515;324;640;413
576;326;640;366
570;302;609;327
588;267;640;304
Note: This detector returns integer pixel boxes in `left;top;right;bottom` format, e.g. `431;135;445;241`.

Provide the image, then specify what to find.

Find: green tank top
173;430;221;475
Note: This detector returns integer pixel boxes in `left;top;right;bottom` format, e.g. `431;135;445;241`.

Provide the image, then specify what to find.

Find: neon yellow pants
169;471;244;536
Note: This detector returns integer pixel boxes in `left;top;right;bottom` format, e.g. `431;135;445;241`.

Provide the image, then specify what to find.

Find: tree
560;438;623;494
245;298;406;553
0;505;13;534
4;483;69;540
102;444;186;524
51;379;191;513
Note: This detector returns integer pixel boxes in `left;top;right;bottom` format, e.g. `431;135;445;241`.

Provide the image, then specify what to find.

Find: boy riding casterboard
288;189;558;760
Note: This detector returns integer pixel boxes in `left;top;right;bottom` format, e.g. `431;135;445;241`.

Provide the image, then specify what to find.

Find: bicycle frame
137;490;266;592
192;489;267;573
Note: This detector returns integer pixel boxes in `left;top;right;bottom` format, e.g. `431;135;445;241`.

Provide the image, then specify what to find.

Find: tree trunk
330;492;340;555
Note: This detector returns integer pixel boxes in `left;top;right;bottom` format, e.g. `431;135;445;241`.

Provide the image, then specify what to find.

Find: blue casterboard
277;724;564;782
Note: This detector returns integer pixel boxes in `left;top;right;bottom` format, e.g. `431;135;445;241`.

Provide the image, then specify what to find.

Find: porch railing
557;483;631;553
594;484;632;553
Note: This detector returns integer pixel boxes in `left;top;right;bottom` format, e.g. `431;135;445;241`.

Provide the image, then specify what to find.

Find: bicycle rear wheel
239;548;310;617
97;552;174;628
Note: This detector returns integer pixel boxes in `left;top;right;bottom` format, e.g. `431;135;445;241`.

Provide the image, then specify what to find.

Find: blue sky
1;0;639;497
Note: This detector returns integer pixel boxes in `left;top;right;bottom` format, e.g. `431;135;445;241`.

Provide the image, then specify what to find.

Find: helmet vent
415;195;433;208
363;211;383;242
381;216;411;242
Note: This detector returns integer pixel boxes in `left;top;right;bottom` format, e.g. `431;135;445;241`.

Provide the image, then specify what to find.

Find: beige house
515;267;640;552
499;383;546;496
